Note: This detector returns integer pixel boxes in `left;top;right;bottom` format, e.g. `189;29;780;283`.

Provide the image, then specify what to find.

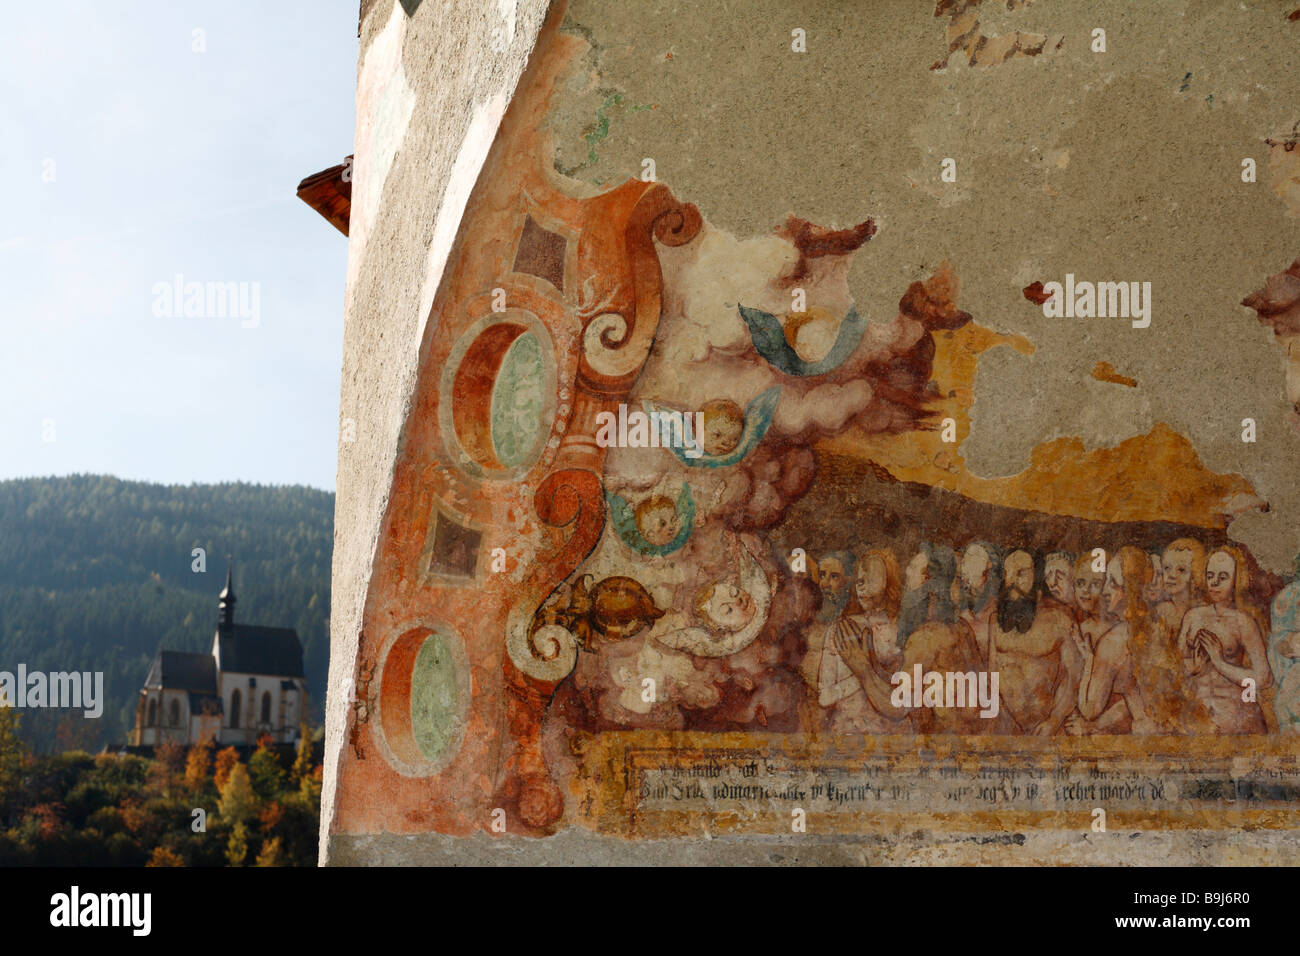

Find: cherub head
699;399;745;457
634;494;681;547
693;580;757;635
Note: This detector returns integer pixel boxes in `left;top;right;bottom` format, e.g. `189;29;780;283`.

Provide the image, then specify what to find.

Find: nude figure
824;549;909;733
1156;538;1205;638
895;545;986;733
1072;553;1106;651
1176;547;1272;734
847;544;985;733
1069;549;1150;735
992;549;1084;735
900;616;987;734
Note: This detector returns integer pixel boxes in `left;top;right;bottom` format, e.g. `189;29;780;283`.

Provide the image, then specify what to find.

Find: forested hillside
0;476;333;752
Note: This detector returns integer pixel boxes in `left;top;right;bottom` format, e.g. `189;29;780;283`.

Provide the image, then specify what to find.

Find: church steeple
218;556;236;629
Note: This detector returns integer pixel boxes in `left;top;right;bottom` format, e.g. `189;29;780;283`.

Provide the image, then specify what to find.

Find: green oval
410;632;460;763
490;331;545;468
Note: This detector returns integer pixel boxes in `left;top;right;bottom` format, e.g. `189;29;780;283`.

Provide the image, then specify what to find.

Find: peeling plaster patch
416;92;511;347
964;343;1155;478
929;0;1063;72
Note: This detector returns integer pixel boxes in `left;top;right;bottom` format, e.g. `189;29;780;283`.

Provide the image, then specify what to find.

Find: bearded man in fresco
957;541;1000;666
894;544;988;733
815;551;854;623
818;548;910;733
798;551;855;730
991;549;1084;735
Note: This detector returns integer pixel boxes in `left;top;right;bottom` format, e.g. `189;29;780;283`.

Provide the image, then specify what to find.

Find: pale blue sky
1;1;359;491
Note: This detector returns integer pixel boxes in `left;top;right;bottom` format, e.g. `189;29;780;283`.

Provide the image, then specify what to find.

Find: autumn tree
226;821;248;867
298;764;322;805
148;739;185;798
254;835;282;867
290;722;313;784
147;846;185;867
213;746;239;790
249;737;286;800
259;801;284;833
217;762;257;825
0;704;26;815
184;738;214;793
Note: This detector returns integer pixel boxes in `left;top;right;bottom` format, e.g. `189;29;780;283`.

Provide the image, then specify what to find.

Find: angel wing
737;304;867;376
643;385;781;469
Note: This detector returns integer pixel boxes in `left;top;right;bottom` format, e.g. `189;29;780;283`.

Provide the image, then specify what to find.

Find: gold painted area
820;323;1260;529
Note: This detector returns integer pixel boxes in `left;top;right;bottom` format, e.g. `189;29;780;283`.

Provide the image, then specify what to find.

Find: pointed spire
218;556;236;629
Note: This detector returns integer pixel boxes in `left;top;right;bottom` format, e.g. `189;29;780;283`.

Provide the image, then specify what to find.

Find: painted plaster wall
324;0;1300;864
321;0;552;862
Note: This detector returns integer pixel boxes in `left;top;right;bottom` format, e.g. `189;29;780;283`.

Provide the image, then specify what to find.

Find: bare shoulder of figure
902;622;948;660
1097;623;1130;660
1040;604;1072;625
1035;604;1073;642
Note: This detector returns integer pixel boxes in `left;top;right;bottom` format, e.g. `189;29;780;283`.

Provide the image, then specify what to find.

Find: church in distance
133;563;308;747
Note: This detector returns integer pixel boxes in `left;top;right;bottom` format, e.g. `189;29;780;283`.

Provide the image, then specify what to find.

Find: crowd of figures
801;539;1300;736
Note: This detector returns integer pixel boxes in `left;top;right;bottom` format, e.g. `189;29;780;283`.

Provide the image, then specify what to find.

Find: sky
1;1;359;491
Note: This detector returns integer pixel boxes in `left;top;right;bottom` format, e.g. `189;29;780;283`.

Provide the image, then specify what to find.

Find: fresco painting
330;6;1300;843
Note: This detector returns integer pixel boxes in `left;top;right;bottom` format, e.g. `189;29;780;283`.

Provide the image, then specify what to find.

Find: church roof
145;651;218;694
215;625;305;678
